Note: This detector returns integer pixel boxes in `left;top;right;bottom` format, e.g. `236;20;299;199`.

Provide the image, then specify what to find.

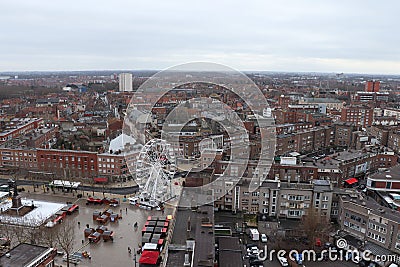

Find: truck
248;228;260;241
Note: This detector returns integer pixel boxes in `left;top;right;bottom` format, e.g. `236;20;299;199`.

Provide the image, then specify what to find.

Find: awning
344;178;358;185
139;250;160;265
94;177;108;183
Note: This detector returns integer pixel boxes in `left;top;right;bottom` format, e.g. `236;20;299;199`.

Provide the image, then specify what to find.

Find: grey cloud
0;0;399;73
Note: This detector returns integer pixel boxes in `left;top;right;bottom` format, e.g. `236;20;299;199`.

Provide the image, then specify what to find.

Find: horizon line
0;69;399;76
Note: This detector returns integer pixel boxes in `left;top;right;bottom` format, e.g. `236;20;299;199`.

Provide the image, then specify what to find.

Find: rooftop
0;118;42;136
369;165;400;181
341;192;400;223
167;189;214;267
218;237;242;267
301;97;342;103
0;199;65;227
0;243;53;267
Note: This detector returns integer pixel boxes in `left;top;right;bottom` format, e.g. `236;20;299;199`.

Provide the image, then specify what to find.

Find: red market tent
94;177;108;183
139;250;160;265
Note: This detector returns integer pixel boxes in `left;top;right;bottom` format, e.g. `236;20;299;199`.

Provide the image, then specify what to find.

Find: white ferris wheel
135;139;176;207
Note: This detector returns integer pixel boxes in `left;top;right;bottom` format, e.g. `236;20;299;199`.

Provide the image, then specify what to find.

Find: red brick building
340;106;374;127
97;153;128;177
0;118;43;144
365;80;380;92
0;148;38;170
37;149;98;178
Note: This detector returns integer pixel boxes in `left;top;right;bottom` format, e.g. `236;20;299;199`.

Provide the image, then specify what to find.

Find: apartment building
299;97;344;111
333;122;360;147
355;91;389;102
214;176;333;221
258;181;280;217
388;130;400;154
278;180;332;220
37;149;98;178
367;125;391;146
340;106;374;127
314;149;398;186
97;152;128;177
0;118;43;143
0;148;38;171
384;108;400;120
338;192;400;256
275;126;333;156
365;80;380;92
267;159;318;182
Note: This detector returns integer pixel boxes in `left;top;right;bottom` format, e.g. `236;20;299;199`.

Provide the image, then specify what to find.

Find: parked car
246;243;257;249
243;254;258;261
278;256;289;266
102;197;120;206
293;253;303;265
246;246;259;255
261;234;268;243
249;259;264;267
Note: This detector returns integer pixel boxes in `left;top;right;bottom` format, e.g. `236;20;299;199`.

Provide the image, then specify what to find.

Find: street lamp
133;248;137;267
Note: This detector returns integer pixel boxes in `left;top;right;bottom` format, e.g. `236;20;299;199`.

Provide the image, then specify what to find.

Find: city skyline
1;0;400;74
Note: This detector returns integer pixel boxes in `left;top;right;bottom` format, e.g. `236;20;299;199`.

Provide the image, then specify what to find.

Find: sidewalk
0;174;139;188
20;184;139;202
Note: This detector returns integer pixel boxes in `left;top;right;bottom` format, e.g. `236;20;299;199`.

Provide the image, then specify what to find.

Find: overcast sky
1;0;399;74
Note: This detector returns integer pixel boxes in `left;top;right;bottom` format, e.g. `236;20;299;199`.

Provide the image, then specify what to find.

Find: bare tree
38;226;58;248
0;223;14;247
300;208;333;249
56;219;76;267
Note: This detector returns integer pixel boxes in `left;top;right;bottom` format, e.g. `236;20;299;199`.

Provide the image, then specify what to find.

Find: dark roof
218;237;242;267
369;165;400;180
313;180;332;192
167;189;214;267
261;181;279;189
339;234;363;248
364;242;398;259
0;243;52;267
341;192;400;222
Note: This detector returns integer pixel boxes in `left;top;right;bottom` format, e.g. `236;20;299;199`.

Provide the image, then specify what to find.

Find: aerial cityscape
1;1;400;267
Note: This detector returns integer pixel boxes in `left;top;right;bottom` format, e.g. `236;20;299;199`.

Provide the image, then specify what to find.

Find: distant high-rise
119;73;133;92
365;80;380;92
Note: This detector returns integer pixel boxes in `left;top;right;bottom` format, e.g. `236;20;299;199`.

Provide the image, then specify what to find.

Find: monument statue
7;179;18;197
8;179;22;210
